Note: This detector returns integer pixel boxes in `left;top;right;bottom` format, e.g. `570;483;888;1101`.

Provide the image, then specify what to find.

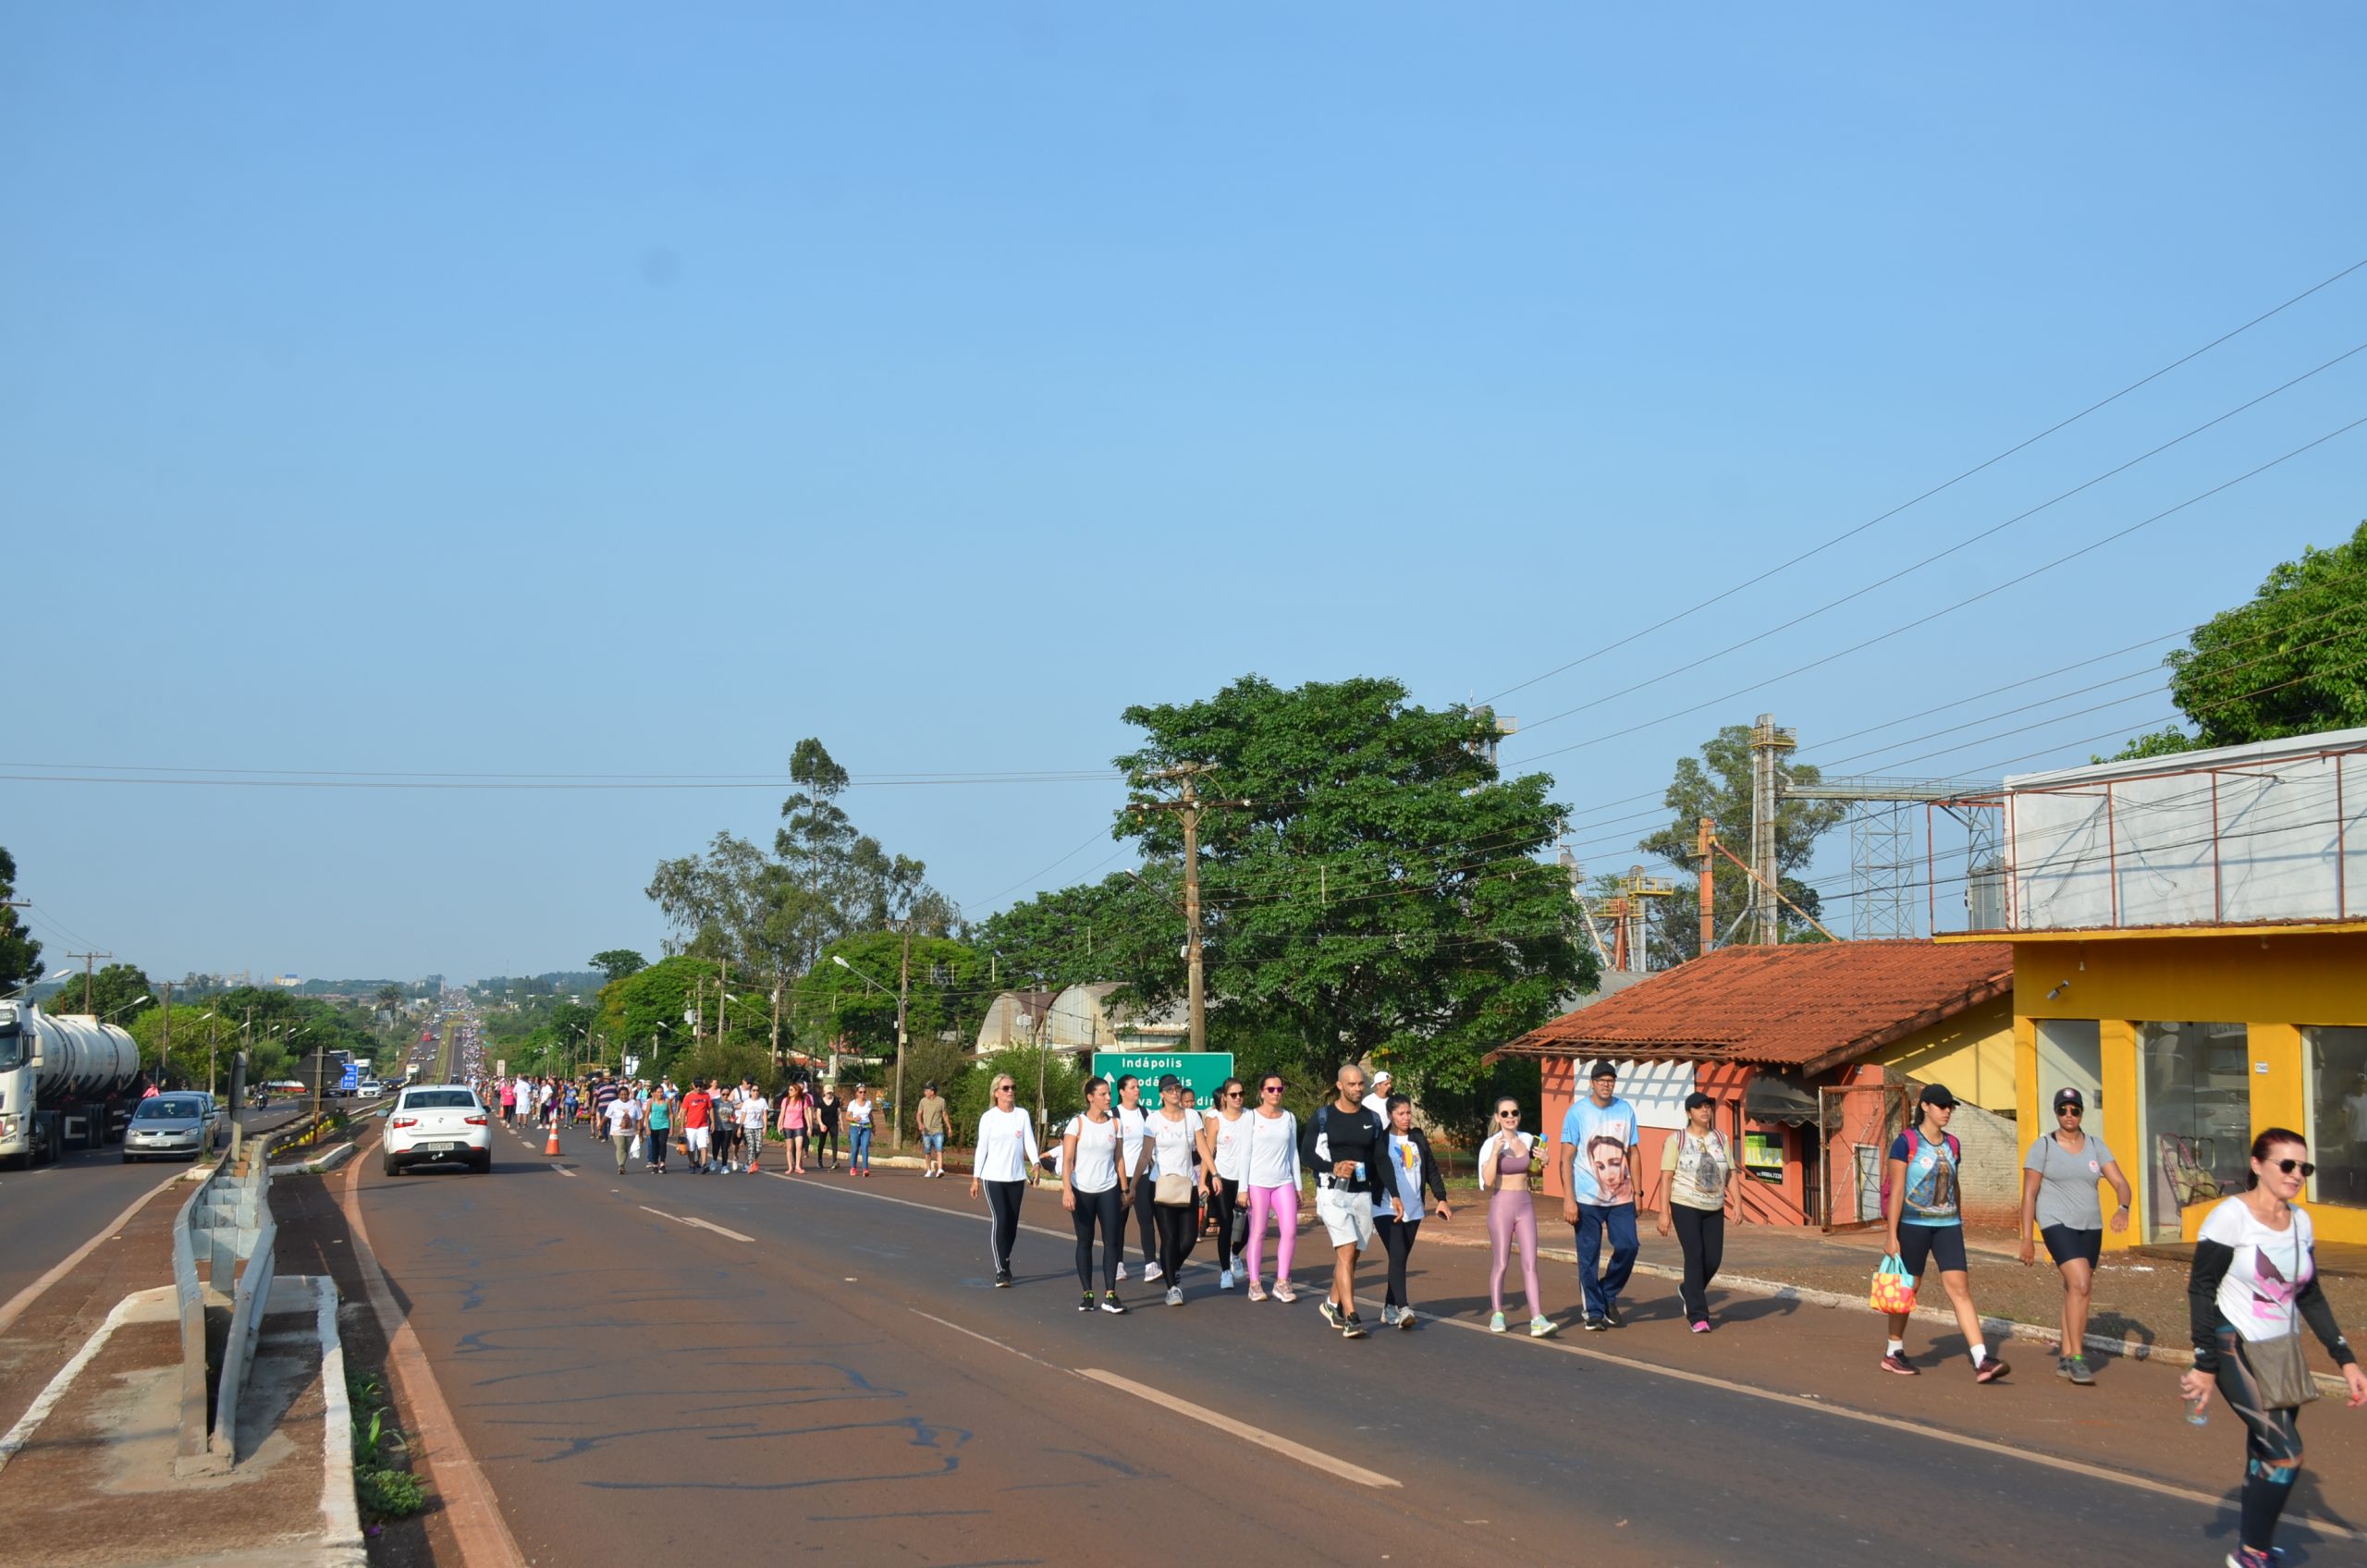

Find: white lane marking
0;1167;183;1337
550;1165;577;1178
634;1206;754;1243
1392;1293;2362;1542
1076;1368;1401;1490
908;1309;1061;1370
0;1289;147;1473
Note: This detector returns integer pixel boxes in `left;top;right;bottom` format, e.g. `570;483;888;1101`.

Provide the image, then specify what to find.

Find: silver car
123;1093;221;1163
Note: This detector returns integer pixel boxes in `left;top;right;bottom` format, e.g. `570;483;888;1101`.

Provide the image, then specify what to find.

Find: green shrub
356;1465;426;1519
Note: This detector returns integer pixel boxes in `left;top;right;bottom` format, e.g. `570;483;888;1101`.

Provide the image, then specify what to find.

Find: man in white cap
1362;1070;1393;1123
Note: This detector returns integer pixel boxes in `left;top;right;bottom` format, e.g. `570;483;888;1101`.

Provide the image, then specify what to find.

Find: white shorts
1317;1186;1376;1250
685;1126;712;1152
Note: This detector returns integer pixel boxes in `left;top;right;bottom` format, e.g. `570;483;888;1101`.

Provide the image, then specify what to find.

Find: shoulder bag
2238;1227;2322;1408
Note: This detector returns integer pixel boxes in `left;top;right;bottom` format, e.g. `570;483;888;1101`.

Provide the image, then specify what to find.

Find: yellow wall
2010;931;2367;1247
1867;991;2017;1111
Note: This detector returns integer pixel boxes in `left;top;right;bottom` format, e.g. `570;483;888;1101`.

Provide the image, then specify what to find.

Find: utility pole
891;927;912;1152
769;973;782;1073
1131;764;1251;1053
69;951;112;1013
1698;816;1717;956
159;979;172;1087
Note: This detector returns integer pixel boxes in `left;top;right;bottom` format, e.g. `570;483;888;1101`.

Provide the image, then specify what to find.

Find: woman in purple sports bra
1479;1097;1553;1337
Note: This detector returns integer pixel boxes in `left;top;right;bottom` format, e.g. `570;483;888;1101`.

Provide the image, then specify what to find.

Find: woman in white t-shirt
2180;1128;2367;1568
968;1074;1040;1288
1200;1078;1252;1291
845;1086;876;1177
1061;1076;1130;1314
1653;1091;1736;1334
1147;1077;1202;1306
1241;1074;1301;1304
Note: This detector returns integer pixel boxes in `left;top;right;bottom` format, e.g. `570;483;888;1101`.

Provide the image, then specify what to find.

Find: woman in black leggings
2182;1129;2367;1568
1200;1078;1249;1289
1062;1076;1129;1314
1374;1095;1450;1328
968;1074;1039;1288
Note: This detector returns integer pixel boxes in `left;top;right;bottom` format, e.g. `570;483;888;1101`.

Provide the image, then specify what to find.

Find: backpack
1880;1128;1960;1213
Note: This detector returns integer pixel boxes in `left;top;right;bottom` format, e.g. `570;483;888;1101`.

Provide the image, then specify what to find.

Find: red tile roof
1490;940;2013;1072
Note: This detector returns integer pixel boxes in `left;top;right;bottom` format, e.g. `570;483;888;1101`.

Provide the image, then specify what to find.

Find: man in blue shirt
1557;1060;1641;1331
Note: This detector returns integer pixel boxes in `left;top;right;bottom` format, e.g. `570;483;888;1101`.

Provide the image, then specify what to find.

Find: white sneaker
1164;1286;1184;1307
1144;1262;1163;1283
1115;1263;1128;1281
1219;1268;1234;1291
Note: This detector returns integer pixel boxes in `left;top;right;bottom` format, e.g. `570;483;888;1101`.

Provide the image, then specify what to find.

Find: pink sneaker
1272;1282;1297;1305
1690;1319;1712;1333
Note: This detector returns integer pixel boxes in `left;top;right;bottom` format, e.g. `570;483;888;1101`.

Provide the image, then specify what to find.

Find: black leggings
1208;1177;1241;1270
1133;1176;1159;1265
1672;1206;1725;1323
1155;1201;1197;1281
2212;1327;2305;1552
1374;1215;1422;1306
1072;1186;1123;1292
984;1180;1024;1273
815;1128;839;1167
646;1129;668;1168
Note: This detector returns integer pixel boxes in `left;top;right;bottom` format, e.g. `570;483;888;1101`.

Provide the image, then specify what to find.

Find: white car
383;1084;491;1175
352;1081;385;1100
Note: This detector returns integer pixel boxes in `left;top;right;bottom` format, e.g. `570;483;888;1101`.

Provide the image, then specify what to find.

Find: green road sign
1090;1051;1236;1106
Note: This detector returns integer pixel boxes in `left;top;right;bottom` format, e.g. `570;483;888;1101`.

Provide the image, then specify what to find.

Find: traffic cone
545;1122;561;1157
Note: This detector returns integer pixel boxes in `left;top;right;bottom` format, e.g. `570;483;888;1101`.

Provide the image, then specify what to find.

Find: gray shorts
1317;1185;1376;1250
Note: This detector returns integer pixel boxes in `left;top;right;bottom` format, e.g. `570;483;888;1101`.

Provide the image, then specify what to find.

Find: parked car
383;1084;491;1175
123;1092;222;1163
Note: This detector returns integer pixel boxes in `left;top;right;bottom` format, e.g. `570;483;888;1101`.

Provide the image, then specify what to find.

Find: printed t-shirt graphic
1890;1129;1960;1224
1559;1095;1639;1206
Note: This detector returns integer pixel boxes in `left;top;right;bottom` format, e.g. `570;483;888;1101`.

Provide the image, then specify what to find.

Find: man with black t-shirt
1301;1063;1384;1339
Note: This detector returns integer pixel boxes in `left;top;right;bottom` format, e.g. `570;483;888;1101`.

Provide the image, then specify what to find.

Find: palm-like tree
374;984;405;1023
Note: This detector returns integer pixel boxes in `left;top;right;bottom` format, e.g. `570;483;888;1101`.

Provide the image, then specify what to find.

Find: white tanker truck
0;1001;141;1167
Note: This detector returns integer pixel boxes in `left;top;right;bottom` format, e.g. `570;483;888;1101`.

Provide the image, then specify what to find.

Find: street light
831;953;907;1149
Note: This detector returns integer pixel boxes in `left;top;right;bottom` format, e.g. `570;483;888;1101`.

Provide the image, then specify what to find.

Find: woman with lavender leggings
1242;1075;1301;1304
1480;1098;1553;1337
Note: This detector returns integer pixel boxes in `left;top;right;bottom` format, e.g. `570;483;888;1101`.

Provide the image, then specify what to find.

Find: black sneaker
1601;1304;1625;1329
1582;1315;1610;1332
1341;1314;1368;1340
995;1268;1012;1289
2064;1354;2096;1386
1099;1292;1129;1315
1078;1292;1094;1312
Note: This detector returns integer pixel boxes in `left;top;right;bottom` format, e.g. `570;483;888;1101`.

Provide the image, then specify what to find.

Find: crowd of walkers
472;1054;2364;1566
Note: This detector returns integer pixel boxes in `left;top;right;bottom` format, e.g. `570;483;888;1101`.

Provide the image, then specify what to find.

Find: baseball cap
1158;1073;1182;1091
2053;1087;2085;1111
1588;1060;1618;1081
1919;1084;1960;1109
1372;1069;1392;1084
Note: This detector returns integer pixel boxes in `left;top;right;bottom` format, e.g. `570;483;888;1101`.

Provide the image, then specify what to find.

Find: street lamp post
831;953;907;1151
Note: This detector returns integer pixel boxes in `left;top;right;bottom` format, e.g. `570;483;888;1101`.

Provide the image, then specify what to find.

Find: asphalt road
332;1121;2367;1568
0;1104;307;1310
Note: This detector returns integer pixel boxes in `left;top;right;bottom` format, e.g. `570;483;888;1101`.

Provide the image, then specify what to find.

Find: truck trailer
0;1001;141;1167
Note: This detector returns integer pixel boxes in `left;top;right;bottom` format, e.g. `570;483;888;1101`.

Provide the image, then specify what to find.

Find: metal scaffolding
1783;774;2000;939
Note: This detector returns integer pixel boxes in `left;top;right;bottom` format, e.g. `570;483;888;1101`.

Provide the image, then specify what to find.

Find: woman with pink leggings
1480;1098;1554;1337
1242;1074;1302;1304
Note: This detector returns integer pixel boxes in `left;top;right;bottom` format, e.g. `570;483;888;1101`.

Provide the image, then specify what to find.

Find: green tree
1632;725;1846;962
975;872;1178;993
791;929;993;1064
66;962;154;1023
2113;521;2367;758
1113;675;1593;1101
373;984;405;1023
0;849;41;994
590;949;648;984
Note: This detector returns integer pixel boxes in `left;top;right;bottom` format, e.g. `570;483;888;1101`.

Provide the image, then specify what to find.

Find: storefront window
2306;1027;2367;1207
2136;1022;2252;1243
2035;1019;2102;1117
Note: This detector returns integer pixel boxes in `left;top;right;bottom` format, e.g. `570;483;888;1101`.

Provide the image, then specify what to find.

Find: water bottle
2184;1393;2209;1427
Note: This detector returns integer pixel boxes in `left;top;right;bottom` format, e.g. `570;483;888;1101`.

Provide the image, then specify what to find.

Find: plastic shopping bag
1870;1252;1917;1315
629;1134;644;1161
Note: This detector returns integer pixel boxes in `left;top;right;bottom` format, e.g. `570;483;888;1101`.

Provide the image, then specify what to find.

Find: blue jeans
1574;1202;1639;1317
851;1125;874;1170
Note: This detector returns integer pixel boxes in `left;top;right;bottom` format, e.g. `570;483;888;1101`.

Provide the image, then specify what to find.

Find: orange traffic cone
545;1122;561;1157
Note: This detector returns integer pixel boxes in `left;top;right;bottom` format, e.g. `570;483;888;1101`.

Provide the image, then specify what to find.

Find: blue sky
6;4;2362;981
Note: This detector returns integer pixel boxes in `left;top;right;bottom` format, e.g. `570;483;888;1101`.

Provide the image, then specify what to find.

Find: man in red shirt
681;1082;715;1174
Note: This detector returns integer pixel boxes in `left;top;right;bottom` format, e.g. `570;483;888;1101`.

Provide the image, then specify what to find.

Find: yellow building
1943;727;2367;1249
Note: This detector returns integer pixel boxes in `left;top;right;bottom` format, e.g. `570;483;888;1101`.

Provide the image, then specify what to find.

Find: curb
270;1142;358;1177
1423;1228;2352;1396
312;1274;368;1568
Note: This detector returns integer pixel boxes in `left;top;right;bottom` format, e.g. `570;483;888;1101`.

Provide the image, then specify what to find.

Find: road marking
0;1289;148;1473
550;1165;577;1178
344;1134;527;1568
909;1308;1062;1370
635;1206;754;1243
0;1168;183;1337
1392;1294;2362;1542
1076;1367;1401;1489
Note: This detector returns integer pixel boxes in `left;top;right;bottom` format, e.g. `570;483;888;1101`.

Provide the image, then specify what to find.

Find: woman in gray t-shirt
2017;1086;2134;1385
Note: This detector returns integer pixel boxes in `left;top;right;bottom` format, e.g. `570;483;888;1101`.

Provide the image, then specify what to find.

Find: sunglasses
1261;1084;1284;1093
1224;1089;1244;1098
1496;1109;1519;1118
2056;1105;2083;1117
2273;1158;2317;1178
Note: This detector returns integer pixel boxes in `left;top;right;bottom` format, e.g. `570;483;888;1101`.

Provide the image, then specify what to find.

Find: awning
1743;1072;1821;1127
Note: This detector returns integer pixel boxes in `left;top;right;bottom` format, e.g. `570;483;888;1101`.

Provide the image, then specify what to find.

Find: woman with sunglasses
1147;1076;1202;1305
1479;1097;1552;1336
1242;1074;1302;1304
1654;1090;1736;1333
1375;1093;1451;1329
970;1074;1040;1288
1200;1077;1251;1290
2017;1087;2132;1384
1061;1076;1130;1314
2180;1130;2367;1568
